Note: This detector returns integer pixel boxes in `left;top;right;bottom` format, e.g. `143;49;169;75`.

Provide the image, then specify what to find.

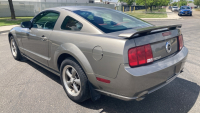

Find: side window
61;16;83;31
32;12;59;30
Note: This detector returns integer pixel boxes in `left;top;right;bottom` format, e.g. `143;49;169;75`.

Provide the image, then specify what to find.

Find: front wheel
10;36;21;60
60;58;90;102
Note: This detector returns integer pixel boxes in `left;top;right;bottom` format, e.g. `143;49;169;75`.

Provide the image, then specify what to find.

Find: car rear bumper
95;47;188;101
96;72;180;101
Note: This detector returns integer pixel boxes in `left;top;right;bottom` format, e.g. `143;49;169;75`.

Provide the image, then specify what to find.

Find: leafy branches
136;0;170;11
194;0;200;7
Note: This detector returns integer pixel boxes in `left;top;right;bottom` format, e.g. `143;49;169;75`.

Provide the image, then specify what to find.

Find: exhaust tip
136;91;148;101
136;96;145;101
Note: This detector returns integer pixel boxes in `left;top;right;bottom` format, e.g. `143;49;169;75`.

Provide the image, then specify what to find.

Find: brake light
96;77;110;83
178;35;184;50
128;44;153;67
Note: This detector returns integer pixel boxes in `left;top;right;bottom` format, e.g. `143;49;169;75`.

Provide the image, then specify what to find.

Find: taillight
178;35;184;50
96;77;110;83
128;44;153;67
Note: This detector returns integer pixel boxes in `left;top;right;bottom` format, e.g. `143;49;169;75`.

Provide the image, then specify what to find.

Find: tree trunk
8;0;16;19
145;0;147;12
150;6;153;12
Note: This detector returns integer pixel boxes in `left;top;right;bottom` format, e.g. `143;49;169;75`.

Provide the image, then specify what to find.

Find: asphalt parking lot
0;18;200;113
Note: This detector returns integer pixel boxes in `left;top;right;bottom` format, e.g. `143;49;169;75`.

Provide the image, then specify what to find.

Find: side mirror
21;21;32;28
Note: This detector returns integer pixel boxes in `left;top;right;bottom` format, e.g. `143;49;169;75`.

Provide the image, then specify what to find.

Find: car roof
49;6;109;11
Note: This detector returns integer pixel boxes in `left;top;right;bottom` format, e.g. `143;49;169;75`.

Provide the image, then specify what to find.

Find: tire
190;14;192;16
60;58;90;102
10;36;21;60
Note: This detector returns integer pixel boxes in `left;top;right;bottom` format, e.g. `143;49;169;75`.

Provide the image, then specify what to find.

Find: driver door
22;11;59;66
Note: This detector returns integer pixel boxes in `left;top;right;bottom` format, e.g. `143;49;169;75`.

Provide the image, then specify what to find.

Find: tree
136;0;148;11
188;1;193;3
8;0;16;19
194;0;200;7
136;0;170;12
119;0;135;6
179;0;187;6
172;2;177;6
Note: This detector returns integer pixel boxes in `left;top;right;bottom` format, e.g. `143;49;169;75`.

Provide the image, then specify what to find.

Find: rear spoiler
119;24;182;38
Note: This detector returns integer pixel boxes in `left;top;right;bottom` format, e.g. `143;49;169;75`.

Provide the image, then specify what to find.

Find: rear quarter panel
48;31;126;79
49;8;126;80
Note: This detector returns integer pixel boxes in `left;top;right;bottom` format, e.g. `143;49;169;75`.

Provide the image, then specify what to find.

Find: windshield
173;6;178;8
181;7;191;9
73;9;152;33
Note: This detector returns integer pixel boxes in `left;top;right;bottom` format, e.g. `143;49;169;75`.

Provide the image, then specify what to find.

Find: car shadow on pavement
24;59;61;85
80;77;200;113
23;59;200;113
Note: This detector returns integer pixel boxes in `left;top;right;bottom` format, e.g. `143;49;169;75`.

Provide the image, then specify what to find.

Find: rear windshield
181;7;191;9
73;9;152;33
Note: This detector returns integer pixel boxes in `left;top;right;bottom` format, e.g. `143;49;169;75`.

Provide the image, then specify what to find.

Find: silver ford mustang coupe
8;6;188;102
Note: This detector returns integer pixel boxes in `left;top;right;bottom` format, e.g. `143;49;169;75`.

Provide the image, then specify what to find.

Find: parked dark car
178;6;192;16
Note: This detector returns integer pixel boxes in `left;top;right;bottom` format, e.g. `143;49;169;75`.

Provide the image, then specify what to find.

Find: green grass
126;8;167;18
152;8;166;12
126;12;167;18
0;17;33;26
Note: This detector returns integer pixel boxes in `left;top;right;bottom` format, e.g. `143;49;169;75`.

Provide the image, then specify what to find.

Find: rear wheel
10;36;21;60
60;58;90;102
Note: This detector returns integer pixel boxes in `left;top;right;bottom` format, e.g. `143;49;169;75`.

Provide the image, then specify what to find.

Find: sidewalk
141;7;182;20
0;25;19;33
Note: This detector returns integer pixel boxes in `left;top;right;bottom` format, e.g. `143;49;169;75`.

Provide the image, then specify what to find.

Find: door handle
41;35;47;41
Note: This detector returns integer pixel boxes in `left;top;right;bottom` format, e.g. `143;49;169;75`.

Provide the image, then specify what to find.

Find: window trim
60;15;83;32
31;10;60;30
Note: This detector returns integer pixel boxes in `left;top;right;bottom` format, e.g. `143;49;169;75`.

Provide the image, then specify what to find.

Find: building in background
0;0;116;17
0;0;94;3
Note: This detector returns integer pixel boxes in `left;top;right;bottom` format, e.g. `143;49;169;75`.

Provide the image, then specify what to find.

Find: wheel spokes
66;81;72;87
12;42;15;48
73;83;79;93
63;65;81;96
66;69;73;79
74;79;81;85
71;68;76;77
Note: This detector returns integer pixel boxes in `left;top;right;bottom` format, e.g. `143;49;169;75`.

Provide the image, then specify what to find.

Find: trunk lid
133;30;178;61
122;24;181;64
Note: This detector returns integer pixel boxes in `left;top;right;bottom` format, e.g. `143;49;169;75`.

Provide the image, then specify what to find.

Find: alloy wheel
10;39;17;57
62;65;81;96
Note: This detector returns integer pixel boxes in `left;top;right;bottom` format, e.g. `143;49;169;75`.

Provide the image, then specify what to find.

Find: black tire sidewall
60;58;90;102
